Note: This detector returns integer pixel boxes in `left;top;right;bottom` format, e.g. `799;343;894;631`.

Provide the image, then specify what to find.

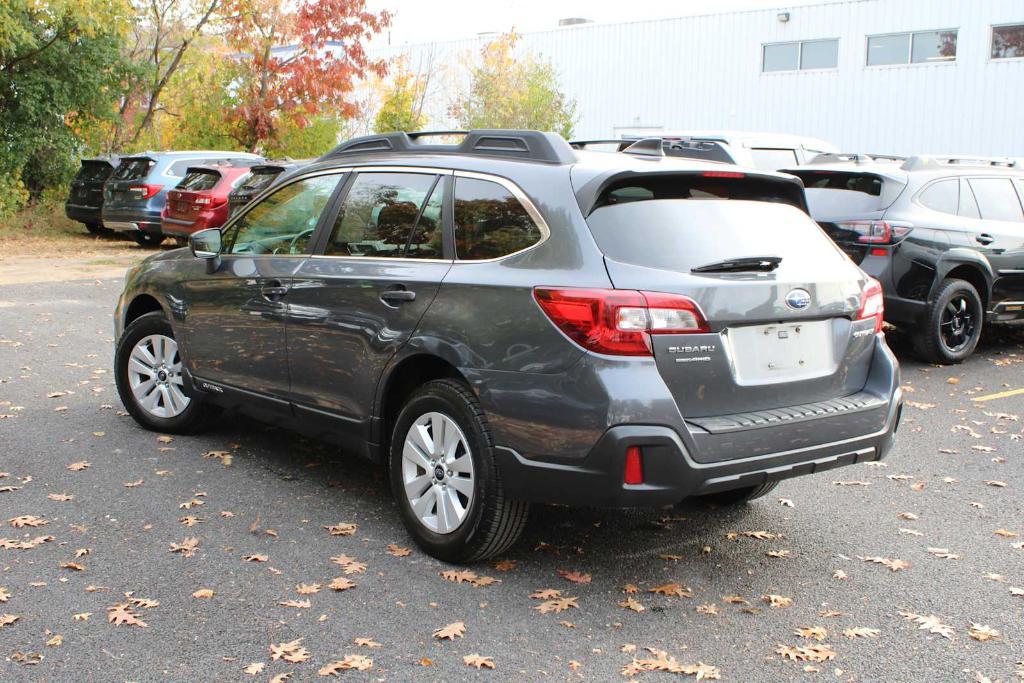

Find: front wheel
913;278;983;364
389;379;528;563
133;231;164;247
114;311;211;434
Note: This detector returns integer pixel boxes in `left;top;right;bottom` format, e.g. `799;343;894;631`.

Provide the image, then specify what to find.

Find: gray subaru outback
113;130;903;562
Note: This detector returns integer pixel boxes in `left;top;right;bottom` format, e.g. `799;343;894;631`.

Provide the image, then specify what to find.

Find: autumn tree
0;0;133;212
222;0;390;152
110;0;224;150
453;32;576;138
372;53;436;134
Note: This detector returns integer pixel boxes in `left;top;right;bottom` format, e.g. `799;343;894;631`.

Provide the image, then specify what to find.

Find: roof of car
624;130;839;152
787;155;1024;182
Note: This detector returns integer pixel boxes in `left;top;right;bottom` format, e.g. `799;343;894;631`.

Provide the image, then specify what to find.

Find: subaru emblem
785;288;811;310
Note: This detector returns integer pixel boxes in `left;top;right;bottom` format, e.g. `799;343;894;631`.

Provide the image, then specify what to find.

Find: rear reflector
624;446;643;485
534;288;710;356
869;248;887;257
857;277;885;333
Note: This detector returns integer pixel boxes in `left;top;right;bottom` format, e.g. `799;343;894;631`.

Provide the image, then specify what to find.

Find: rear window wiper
691;256;782;273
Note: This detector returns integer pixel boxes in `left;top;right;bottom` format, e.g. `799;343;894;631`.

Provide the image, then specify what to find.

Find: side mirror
189;228;222;273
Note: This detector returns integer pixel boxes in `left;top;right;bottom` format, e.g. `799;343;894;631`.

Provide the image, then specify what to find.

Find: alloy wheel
939;295;977;353
127;334;190;418
401;411;475;535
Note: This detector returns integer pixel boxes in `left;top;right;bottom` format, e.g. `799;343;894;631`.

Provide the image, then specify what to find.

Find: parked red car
160;164;252;241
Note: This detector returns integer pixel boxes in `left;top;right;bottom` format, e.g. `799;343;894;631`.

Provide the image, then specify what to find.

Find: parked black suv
227;160;310;218
786;155;1024;363
65;156;119;234
114;130;902;562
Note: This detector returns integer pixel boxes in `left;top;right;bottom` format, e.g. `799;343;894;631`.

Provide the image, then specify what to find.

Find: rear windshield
749;148;800;170
177;170;221;192
75;161;113;182
586;200;844;272
592;174;806;212
786;170;900;218
112;158;154;180
239;169;282;193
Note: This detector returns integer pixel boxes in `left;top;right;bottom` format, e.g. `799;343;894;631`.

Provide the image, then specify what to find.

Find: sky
365;0;829;47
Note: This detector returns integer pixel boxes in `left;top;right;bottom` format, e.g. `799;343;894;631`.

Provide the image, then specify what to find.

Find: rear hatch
229;166;284;215
166;168;224;221
784;168;909;264
581;174;880;424
67;160;114;208
105;156;157;209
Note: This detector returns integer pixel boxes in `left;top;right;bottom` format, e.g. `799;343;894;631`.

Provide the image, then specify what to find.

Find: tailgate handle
976;233;994;246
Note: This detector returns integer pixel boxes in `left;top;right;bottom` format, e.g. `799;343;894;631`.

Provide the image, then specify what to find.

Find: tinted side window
225;174;342;255
969;178;1024;222
113;158;154;180
177;171;221;192
406;180;444;259
917;179;958;215
958;178;980;219
453;177;542;260
324;172;439;258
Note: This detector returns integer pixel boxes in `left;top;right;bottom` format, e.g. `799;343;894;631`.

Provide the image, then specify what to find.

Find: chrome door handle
261;280;289;301
976;233;995;246
380;288;416;306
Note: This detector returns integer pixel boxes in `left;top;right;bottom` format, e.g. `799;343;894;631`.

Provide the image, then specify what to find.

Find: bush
0;172;30;219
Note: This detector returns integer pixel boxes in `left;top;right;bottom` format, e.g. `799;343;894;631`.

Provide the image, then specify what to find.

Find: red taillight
837;220;912;244
857;277;885;333
533;288;709;356
624;446;644;485
129;183;162;200
702;171;745;178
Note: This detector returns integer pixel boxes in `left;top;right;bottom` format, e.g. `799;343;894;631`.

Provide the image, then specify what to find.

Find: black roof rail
321;130;577;165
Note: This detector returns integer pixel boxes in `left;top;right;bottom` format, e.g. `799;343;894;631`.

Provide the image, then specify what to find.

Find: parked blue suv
103;151;263;246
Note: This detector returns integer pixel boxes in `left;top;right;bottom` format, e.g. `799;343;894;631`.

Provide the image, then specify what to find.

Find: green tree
0;0;133;213
453;32;576;138
372;59;429;133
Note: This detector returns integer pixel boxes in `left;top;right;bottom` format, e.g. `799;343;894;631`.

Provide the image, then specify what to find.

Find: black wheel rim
939;294;977;353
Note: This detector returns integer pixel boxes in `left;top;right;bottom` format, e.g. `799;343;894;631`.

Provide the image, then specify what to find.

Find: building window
867;30;957;66
763;39;838;72
992;24;1024;59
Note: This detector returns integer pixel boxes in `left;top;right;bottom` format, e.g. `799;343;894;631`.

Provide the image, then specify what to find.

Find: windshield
239;169;282;193
177;170;221;192
586;199;846;272
75;161;113;182
787;170;903;219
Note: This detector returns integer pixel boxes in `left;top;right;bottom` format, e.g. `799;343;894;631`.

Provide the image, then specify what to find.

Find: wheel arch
124;293;166;327
931;249;993;310
373;352;468;452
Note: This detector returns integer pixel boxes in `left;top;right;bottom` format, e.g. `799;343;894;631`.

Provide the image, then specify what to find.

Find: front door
962;177;1024;305
179;172;346;399
286;170;452;438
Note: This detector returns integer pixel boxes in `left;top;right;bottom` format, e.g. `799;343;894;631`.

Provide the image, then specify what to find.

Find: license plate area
726;319;836;385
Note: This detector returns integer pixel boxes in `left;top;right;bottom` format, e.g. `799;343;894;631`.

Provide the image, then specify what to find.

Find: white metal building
369;0;1024;156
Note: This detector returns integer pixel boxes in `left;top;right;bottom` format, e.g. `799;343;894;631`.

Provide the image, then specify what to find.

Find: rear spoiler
569;138;735;164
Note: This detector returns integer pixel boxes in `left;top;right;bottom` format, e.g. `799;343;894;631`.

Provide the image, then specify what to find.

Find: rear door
68;161;112;210
583;176;876;420
962;177;1024;304
178;172;346;400
166;170;222;222
286;170;451;430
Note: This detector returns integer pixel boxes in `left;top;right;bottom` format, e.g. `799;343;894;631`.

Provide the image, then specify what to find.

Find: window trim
220;168;352;258
761;38;839;73
865;28;958;68
990;22;1024;62
451;170;552;264
967;175;1024;223
912;177;960;215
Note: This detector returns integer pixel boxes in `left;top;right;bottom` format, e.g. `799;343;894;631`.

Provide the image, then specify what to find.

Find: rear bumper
102;208;162;235
65;202;101;225
496;396;901;507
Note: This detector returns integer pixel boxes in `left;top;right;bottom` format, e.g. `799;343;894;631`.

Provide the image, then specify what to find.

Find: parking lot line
971;387;1024;402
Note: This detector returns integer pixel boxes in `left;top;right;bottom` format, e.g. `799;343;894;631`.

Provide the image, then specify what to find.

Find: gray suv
113;130;902;562
786;155;1024;363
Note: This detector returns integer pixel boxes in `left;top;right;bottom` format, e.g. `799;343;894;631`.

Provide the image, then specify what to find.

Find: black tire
696;481;778;507
133;231;164;247
389;379;528;563
913;278;983;364
114;311;211;434
85;222;109;235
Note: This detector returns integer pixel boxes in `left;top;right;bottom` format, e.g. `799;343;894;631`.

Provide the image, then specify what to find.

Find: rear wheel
913;278;983;364
389;379;528;563
114;311;211;434
133;231;164;248
85;222;108;235
696;481;778;507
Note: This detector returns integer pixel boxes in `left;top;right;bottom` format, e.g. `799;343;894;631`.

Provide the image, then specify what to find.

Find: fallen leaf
192;589;215;599
534;596;579;614
530;589;561;600
968;623;1000;642
9;515;47;528
269;638;309;663
353;638;381;648
328;577;356;592
649;583;693;598
900;611;955;640
279;599;311;609
858;555;910;571
433;621;466;640
386;544;411;557
169;537;200;558
776;643;836;663
243;662;265;675
763;594;792;608
0;613;20;628
47;493;73;502
106;603;147;628
319;654;372;675
67;462;90;471
242;554;268;563
843;627;880;638
794;626;827;641
323;522;357;536
619;597;645;612
558;569;592;584
463;654;496;670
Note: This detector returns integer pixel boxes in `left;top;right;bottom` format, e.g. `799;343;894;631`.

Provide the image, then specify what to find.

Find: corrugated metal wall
371;0;1024;156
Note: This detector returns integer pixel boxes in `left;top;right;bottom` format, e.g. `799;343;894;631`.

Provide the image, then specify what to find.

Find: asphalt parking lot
1;275;1022;682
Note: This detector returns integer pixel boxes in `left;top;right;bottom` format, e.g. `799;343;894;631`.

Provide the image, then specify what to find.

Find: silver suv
113;130;902;562
786;155;1024;363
